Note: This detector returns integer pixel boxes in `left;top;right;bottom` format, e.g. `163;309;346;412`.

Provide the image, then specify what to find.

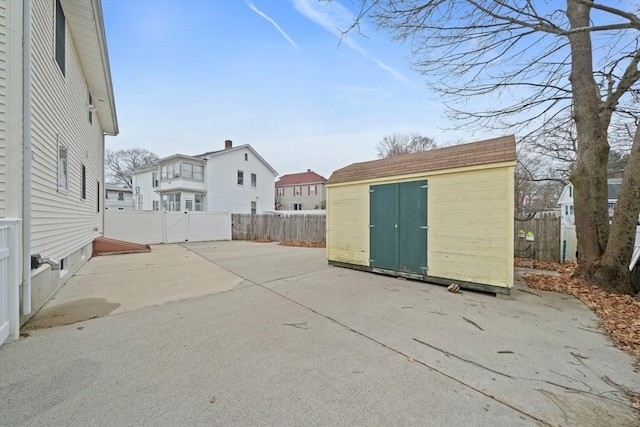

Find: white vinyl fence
561;224;640;267
0;219;21;345
105;211;231;244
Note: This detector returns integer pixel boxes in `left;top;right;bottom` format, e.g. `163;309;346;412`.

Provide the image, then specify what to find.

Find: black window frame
81;164;86;200
55;0;66;76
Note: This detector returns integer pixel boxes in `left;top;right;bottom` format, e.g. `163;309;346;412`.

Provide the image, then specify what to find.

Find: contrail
246;1;297;48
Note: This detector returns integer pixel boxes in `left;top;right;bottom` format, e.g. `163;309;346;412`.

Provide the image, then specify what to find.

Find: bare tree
351;1;640;294
105;148;158;187
376;133;437;158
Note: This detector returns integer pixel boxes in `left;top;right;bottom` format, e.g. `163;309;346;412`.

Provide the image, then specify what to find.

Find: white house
558;178;622;225
131;140;277;214
0;0;118;343
105;184;134;210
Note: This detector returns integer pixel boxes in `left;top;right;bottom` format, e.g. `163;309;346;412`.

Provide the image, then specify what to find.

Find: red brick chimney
225;140;233;149
307;169;311;172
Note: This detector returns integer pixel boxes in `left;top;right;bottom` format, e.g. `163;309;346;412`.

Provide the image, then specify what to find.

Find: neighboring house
105;185;134;210
131;140;277;214
275;169;327;210
0;0;118;342
557;178;622;225
326;136;517;295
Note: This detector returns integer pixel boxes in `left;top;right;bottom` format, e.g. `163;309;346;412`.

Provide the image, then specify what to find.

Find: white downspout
22;0;32;315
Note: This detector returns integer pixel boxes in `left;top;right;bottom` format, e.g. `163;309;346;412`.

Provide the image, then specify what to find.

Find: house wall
24;0;106;316
0;0;24;219
327;163;515;289
132;169;160;210
207;147;276;213
277;183;326;210
105;189;134;210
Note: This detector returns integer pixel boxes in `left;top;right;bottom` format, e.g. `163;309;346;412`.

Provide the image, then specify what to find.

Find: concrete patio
1;241;638;426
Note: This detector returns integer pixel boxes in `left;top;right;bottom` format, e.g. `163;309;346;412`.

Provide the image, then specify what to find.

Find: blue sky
102;0;492;178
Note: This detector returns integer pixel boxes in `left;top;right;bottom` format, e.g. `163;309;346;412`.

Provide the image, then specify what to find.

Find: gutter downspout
22;0;32;315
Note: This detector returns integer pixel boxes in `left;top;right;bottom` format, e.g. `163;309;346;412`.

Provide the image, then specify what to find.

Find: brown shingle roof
276;170;328;186
327;135;516;185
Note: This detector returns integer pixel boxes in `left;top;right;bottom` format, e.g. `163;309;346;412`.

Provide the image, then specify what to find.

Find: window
118;192;124;201
294;186;302;196
183;162;193;179
153;200;159;211
58;140;68;192
55;0;65;76
80;246;87;261
152;172;158;188
88;92;93;124
565;206;568;215
81;165;86;199
185;200;193;211
193;164;204;181
309;185;317;196
251;173;257;188
161;162;180;180
165;193;180;211
569;205;574;215
569;186;572;198
291;203;302;211
97;182;100;212
251;201;257;215
60;257;68;278
181;163;204;181
244;153;248;161
237;171;244;185
195;194;204;211
277;187;285;197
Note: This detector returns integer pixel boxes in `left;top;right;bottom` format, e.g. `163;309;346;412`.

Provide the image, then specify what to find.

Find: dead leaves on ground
279;241;326;248
250;240;326;248
515;257;577;274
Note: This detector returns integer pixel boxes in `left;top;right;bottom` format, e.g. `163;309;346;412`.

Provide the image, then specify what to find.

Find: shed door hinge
420;226;428;229
421;184;429;189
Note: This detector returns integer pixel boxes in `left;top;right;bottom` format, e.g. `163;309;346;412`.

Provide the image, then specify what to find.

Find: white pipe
22;0;32;315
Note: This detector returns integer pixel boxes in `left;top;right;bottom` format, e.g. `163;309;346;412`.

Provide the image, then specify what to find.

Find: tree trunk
566;0;611;279
595;126;640;294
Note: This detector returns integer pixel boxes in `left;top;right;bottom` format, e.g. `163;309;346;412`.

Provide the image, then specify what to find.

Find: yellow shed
326;136;517;294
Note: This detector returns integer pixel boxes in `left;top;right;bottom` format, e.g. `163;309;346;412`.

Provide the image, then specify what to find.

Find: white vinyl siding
0;3;6;215
29;0;104;261
206;148;275;214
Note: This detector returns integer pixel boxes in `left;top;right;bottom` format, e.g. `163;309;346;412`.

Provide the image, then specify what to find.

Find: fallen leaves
279;241;326;248
250;240;326;248
515;257;577;274
522;273;640;363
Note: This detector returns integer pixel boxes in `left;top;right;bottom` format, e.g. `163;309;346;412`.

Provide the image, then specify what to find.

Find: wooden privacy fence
232;214;326;242
514;213;561;262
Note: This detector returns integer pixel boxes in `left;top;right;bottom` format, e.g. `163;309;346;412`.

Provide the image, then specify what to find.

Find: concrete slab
2;241;638;426
25;244;243;329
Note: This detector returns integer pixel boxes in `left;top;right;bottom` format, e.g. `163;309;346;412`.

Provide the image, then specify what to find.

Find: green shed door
370;180;428;275
398;180;428;274
369;183;399;271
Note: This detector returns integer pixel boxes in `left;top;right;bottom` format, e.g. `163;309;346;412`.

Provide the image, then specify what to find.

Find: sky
101;0;495;178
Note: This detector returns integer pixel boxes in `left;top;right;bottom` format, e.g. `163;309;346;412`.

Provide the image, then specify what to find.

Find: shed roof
276;170;327;186
327;135;516;185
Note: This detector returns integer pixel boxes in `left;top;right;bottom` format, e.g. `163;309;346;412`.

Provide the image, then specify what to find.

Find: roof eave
62;0;118;135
